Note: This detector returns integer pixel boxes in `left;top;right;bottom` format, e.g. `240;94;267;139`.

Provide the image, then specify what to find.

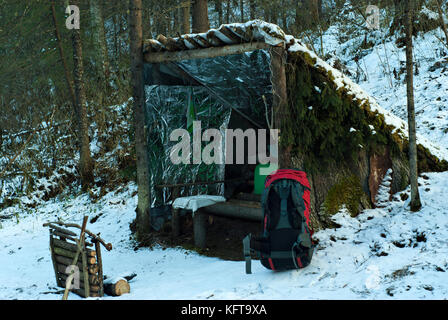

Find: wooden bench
193;198;262;248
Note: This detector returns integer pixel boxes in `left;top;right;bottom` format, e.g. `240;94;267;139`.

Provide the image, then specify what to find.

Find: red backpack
243;169;315;273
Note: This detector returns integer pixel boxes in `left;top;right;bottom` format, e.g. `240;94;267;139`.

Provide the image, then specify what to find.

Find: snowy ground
1;171;447;300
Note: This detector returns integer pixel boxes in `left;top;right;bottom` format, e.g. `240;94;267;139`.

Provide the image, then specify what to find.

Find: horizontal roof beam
144;42;272;64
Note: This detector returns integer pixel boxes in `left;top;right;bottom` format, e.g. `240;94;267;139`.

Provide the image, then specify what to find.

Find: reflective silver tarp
144;49;272;210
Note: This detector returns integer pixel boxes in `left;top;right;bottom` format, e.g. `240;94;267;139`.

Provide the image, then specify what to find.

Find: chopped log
53;238;96;256
53;247;96;265
156;35;183;51
54;255;99;274
103;278;130;296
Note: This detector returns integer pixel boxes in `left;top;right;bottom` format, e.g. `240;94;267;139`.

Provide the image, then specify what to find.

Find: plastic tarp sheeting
144;49;272;208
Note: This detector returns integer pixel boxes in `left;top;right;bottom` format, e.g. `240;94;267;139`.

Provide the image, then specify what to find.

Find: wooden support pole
62;216;88;300
94;240;104;297
50;235;62;287
269;46;290;168
193;209;207;249
81;247;90;298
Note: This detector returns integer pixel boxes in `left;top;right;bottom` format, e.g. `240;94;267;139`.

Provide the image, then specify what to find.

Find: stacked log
103;278;130;296
50;231;103;298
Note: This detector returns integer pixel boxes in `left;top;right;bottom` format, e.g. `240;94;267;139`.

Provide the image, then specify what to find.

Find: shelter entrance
144;49;275;210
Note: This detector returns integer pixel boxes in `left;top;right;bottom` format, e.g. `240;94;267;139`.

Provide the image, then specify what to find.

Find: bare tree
192;0;210;33
71;0;94;190
130;0;151;240
249;0;255;20
182;0;191;34
405;0;422;211
215;0;223;26
89;0;110;81
435;0;448;48
50;0;76;109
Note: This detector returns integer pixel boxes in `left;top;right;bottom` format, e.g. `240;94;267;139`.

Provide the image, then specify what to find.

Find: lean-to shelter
143;20;448;231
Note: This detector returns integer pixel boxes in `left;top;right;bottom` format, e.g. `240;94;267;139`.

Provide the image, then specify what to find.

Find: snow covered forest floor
1;171;448;299
2;17;448;299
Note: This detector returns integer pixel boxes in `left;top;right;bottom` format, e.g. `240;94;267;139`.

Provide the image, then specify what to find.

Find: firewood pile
43;217;113;298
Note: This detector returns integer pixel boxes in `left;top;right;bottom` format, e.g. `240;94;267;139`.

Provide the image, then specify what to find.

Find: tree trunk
50;0;76;109
249;0;255;20
182;1;191;34
71;0;94;190
104;278;130;296
215;0;223;26
89;0;110;81
436;0;448;48
281;0;287;32
226;0;231;24
129;0;151;240
240;0;244;22
405;0;422;211
192;0;210;33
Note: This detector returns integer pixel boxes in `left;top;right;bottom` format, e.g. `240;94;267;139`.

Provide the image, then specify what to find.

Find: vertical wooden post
130;0;151;240
172;186;180;237
49;233;62;287
269;46;291;168
193;209;207;249
95;240;104;297
81;246;90;297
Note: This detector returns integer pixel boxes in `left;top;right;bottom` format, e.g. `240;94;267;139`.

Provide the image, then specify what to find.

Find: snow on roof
144;20;448;162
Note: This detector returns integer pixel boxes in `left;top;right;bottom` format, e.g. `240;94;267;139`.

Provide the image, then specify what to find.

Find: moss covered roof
284;34;448;164
143;20;448;165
